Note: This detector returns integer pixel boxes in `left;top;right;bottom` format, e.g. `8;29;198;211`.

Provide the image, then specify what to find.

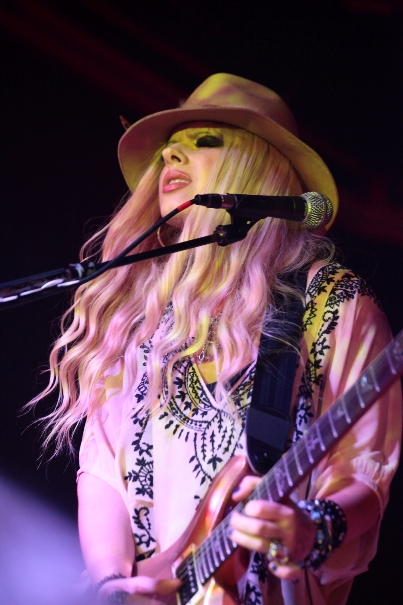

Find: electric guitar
137;330;403;605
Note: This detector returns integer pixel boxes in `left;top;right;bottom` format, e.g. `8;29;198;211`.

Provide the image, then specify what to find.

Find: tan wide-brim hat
118;73;338;230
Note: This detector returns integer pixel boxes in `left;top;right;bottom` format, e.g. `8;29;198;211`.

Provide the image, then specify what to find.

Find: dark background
1;1;402;603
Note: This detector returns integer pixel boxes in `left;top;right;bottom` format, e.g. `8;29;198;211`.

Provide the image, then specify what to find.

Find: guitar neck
189;330;403;586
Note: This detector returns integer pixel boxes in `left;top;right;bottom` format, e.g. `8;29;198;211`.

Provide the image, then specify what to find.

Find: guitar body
137;455;253;605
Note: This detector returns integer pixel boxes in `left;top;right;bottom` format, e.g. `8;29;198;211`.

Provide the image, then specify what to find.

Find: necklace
198;315;220;363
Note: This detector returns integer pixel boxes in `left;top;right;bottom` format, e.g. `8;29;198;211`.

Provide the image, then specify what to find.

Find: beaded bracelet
298;499;347;570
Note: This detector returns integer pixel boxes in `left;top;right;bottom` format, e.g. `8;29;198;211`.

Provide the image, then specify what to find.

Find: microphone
192;192;333;230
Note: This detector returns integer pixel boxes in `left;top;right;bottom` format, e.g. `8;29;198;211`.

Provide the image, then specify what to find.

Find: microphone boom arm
0;223;251;311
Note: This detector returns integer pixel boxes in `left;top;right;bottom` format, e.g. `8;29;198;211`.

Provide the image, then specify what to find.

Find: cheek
198;151;222;186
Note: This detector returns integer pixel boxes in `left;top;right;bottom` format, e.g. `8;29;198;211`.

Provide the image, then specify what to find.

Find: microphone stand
0;222;251;311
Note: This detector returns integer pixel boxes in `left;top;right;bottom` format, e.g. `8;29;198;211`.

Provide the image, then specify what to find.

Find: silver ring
267;539;291;564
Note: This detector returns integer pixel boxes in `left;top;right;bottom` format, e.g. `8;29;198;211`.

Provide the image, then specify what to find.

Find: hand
97;576;182;604
229;476;316;581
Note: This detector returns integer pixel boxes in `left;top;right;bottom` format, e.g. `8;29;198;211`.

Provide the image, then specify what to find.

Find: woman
37;74;401;605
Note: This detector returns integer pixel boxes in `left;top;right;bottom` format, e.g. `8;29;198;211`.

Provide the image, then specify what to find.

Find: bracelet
94;574;127;594
298;499;347;570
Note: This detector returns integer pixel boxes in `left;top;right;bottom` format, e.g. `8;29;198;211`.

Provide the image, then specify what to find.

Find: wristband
94;573;127;594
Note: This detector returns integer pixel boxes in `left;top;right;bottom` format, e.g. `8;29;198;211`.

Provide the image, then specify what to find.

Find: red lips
162;169;192;193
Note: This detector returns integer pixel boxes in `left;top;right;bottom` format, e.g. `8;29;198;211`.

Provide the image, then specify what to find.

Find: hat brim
118;106;338;230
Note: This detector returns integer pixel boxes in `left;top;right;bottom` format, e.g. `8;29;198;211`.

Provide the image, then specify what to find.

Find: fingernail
270;563;278;571
233;486;241;494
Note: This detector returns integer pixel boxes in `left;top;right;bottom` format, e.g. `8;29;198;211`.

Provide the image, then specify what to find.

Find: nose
161;143;189;166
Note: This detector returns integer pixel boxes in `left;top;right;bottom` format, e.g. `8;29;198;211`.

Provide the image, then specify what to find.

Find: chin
159;195;191;220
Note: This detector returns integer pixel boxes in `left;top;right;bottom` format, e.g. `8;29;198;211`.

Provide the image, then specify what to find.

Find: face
159;123;225;226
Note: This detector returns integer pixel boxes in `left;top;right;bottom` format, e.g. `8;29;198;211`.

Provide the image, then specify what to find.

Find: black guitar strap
246;270;308;475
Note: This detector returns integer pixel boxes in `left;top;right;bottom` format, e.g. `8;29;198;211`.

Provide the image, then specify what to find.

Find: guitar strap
246;269;308;475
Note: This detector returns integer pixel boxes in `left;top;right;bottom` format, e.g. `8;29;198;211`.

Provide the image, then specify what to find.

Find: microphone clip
214;217;257;246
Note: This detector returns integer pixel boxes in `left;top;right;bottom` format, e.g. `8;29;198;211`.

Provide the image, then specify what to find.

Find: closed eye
195;135;223;148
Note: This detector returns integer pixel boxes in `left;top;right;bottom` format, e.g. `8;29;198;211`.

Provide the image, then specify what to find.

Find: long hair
32;126;335;453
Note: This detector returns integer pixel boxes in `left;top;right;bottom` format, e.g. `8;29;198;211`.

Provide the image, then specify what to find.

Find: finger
229;525;271;553
230;510;281;541
154;578;182;596
243;499;293;525
232;475;260;501
230;512;284;554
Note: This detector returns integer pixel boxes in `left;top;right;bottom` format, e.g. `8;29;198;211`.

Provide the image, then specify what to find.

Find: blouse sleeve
304;268;402;584
77;364;125;493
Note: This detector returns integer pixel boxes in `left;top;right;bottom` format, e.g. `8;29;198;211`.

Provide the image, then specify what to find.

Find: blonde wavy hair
33;126;335;454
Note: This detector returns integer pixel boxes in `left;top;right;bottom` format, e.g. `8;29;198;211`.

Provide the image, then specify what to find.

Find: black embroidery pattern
306;263;340;299
124;305;192;555
132;506;156;551
125;408;156;556
244;583;263;605
159;359;254;500
328;271;381;309
134;371;149;404
242;550;271;604
249;552;270;583
292;264;380;442
125;408;153;498
125;306;176;495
